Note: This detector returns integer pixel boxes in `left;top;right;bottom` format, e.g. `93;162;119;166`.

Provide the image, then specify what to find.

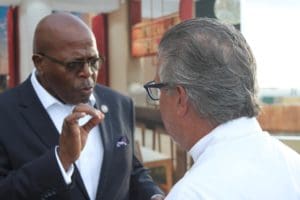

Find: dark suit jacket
0;77;163;200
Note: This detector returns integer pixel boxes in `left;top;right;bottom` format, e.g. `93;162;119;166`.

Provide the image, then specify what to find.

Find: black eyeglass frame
143;80;169;101
37;53;104;73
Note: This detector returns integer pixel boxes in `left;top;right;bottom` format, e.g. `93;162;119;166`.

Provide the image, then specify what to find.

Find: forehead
54;27;96;47
49;31;98;59
37;14;97;55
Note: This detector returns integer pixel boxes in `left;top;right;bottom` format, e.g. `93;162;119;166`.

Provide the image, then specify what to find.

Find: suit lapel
94;91;114;199
19;78;59;148
19;77;91;200
73;166;90;199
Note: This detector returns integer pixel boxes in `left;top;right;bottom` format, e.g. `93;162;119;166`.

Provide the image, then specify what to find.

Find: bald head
31;12;99;104
33;12;95;54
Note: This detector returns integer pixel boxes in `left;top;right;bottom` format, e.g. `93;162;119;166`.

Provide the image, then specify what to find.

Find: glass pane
149;87;160;99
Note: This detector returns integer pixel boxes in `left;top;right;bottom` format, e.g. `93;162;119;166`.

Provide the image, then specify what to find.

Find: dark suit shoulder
0;78;32;107
0;83;24;106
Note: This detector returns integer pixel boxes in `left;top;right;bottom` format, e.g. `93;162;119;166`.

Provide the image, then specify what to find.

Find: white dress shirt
165;117;300;200
31;71;103;200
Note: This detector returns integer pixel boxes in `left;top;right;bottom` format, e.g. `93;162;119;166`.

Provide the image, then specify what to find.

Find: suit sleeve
0;147;71;199
128;99;165;200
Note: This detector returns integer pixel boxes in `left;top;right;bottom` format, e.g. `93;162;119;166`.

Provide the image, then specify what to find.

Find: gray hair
158;18;260;125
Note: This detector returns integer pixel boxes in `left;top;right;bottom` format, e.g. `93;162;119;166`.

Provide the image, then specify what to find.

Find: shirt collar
30;69;96;109
188;117;262;162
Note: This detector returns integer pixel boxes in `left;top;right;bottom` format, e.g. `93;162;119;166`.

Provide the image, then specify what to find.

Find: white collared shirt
31;70;103;200
166;117;300;200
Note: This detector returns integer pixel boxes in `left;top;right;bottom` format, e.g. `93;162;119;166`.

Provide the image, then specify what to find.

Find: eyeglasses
38;53;103;73
144;80;169;101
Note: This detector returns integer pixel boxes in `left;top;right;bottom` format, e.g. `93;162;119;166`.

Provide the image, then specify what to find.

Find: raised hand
58;104;104;170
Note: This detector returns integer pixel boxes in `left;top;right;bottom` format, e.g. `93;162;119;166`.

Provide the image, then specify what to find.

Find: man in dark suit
0;12;164;200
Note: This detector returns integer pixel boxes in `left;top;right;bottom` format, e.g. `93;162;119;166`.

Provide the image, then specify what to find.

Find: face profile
143;17;300;200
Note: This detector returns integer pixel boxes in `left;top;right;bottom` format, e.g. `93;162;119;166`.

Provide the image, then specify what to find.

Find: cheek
159;96;181;143
94;70;99;78
161;112;178;144
52;75;73;90
160;101;174;135
92;73;98;83
46;72;74;94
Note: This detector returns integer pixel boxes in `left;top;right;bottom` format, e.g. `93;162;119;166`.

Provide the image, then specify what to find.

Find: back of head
158;18;260;125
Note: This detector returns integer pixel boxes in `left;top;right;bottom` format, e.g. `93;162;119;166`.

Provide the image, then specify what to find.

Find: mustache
78;80;95;89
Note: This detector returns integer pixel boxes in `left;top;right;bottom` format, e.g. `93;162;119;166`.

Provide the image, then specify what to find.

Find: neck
36;71;66;104
181;112;216;151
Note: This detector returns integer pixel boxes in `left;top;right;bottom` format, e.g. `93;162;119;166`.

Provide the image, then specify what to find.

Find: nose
78;62;93;78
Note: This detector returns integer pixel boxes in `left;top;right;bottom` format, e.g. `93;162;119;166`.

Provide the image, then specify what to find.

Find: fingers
64;111;86;125
58;104;104;170
82;112;104;133
72;103;102;118
72;103;105;132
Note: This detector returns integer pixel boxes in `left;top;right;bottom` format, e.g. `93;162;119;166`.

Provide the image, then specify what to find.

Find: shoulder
166;176;212;200
0;83;24;104
0;78;32;106
0;77;31;97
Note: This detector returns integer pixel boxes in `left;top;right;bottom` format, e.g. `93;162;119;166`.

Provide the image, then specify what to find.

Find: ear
175;85;189;117
32;54;44;73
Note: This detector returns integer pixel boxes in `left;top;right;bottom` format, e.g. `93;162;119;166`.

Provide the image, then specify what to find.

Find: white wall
19;0;52;81
108;1;157;96
108;1;129;94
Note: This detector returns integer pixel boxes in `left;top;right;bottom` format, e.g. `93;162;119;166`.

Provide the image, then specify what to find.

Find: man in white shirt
144;18;300;199
0;12;164;200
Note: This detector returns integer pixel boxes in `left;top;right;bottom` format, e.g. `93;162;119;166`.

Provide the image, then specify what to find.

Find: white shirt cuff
55;146;74;184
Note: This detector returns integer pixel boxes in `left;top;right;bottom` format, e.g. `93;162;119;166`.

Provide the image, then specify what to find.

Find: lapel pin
100;104;109;113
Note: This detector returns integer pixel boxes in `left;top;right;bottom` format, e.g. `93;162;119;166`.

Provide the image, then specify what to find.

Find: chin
67;96;90;105
78;97;90;104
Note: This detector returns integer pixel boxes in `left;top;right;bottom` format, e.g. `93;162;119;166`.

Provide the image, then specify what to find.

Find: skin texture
155;64;215;151
59;104;104;169
32;12;104;170
156;18;259;152
32;13;99;105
